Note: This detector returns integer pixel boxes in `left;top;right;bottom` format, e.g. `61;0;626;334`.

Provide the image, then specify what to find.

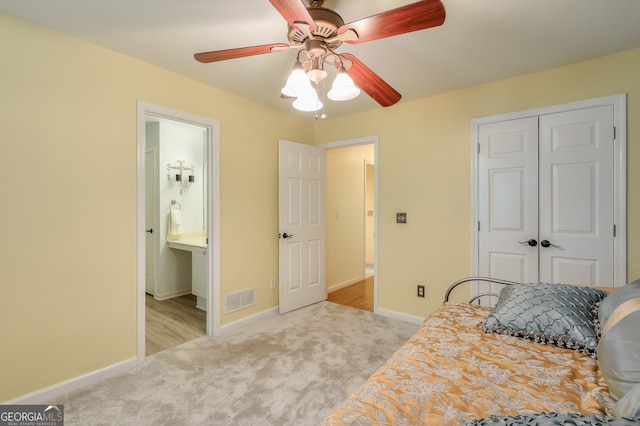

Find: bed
320;277;640;425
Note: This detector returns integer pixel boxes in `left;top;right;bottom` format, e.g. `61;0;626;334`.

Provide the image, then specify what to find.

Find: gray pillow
614;383;640;418
597;279;640;415
465;412;640;425
481;283;607;354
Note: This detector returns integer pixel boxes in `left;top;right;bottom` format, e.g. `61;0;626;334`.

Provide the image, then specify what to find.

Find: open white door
278;140;326;314
145;149;157;295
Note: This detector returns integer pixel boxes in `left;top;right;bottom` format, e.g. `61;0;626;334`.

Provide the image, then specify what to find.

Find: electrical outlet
417;284;425;298
270;277;277;289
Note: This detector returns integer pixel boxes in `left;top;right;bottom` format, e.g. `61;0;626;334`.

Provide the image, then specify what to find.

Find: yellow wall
315;48;640;319
0;13;312;401
326;144;374;289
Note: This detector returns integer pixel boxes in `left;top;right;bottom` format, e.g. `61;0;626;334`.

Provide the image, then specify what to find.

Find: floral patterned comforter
320;302;614;426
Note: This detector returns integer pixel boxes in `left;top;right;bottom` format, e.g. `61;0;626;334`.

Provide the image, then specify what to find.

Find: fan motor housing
287;7;345;50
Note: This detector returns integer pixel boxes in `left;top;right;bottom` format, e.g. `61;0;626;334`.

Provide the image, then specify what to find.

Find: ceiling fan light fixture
327;67;361;101
281;62;310;98
293;86;323;112
307;68;328;83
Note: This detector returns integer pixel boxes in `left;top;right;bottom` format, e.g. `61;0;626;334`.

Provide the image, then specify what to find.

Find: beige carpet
59;301;420;425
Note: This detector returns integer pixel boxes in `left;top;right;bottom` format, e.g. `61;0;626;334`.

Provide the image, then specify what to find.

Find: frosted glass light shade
293;86;323;112
281;64;310;98
327;68;360;101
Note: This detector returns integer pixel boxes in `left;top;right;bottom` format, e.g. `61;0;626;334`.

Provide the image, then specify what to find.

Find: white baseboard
220;306;279;334
4;357;138;404
153;288;191;301
375;307;425;325
328;275;366;293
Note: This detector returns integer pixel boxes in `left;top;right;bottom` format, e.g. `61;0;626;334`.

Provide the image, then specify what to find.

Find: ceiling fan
195;0;446;110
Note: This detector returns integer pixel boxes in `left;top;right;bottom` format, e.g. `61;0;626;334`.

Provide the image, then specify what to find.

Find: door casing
471;94;627;288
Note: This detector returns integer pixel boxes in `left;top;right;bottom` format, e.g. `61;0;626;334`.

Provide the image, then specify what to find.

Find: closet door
538;105;615;285
478;104;616;299
478;117;539;301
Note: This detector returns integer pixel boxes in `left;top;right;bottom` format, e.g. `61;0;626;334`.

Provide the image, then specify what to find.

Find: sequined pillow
465;412;640;425
481;283;607;355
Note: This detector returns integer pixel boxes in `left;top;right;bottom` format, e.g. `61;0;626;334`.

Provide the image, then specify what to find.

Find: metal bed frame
443;276;519;303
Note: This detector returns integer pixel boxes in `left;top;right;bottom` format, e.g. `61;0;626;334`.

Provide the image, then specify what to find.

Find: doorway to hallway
323;137;378;312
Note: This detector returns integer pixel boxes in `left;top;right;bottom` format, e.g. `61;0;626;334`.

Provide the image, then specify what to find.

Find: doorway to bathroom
136;102;221;361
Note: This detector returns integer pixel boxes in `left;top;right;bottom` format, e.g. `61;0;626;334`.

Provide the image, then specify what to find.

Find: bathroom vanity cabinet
167;233;207;311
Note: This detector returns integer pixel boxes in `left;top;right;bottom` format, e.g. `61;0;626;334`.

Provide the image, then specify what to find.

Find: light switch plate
396;212;407;223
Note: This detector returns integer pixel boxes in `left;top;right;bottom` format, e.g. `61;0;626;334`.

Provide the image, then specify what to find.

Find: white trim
153;289;192;301
471;94;627;286
328;275;367;293
136;102;221;366
4;358;138;404
320;135;380;313
376;308;424;325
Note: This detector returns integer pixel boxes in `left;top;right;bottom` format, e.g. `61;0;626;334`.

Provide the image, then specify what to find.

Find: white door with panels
538;106;615;285
278;140;326;314
478;116;539;289
478;104;617;302
145;149;157;295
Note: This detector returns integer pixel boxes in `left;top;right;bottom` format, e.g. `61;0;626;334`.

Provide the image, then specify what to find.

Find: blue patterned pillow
465;412;640;425
481;283;607;355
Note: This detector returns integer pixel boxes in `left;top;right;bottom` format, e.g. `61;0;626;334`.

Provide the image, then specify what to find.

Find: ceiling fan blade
338;0;445;44
341;53;401;107
194;43;290;63
269;0;316;31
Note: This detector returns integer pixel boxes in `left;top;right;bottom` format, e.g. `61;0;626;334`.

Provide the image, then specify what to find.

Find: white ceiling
2;0;640;119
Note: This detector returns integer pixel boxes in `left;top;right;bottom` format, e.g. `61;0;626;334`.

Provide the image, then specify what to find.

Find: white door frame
320;135;380;312
136;102;221;363
471;94;627;286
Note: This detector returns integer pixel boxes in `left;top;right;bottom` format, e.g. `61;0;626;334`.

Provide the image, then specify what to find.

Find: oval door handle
540;240;561;248
281;233;294;239
518;239;537;247
146;228;153;234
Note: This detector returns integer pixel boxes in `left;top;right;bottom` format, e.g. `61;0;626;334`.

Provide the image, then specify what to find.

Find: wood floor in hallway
327;276;374;312
145;293;206;356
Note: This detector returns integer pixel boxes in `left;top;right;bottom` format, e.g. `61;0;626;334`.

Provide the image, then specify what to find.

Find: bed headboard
443;276;518;303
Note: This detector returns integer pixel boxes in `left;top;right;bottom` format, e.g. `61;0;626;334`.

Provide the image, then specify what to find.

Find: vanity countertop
167;232;207;252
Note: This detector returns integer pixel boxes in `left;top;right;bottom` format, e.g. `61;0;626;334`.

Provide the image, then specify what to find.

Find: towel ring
170;200;182;210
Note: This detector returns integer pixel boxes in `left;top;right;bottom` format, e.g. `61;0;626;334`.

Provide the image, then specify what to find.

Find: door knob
146;228;153;234
281;233;294;239
518;239;537;247
540;240;561;248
